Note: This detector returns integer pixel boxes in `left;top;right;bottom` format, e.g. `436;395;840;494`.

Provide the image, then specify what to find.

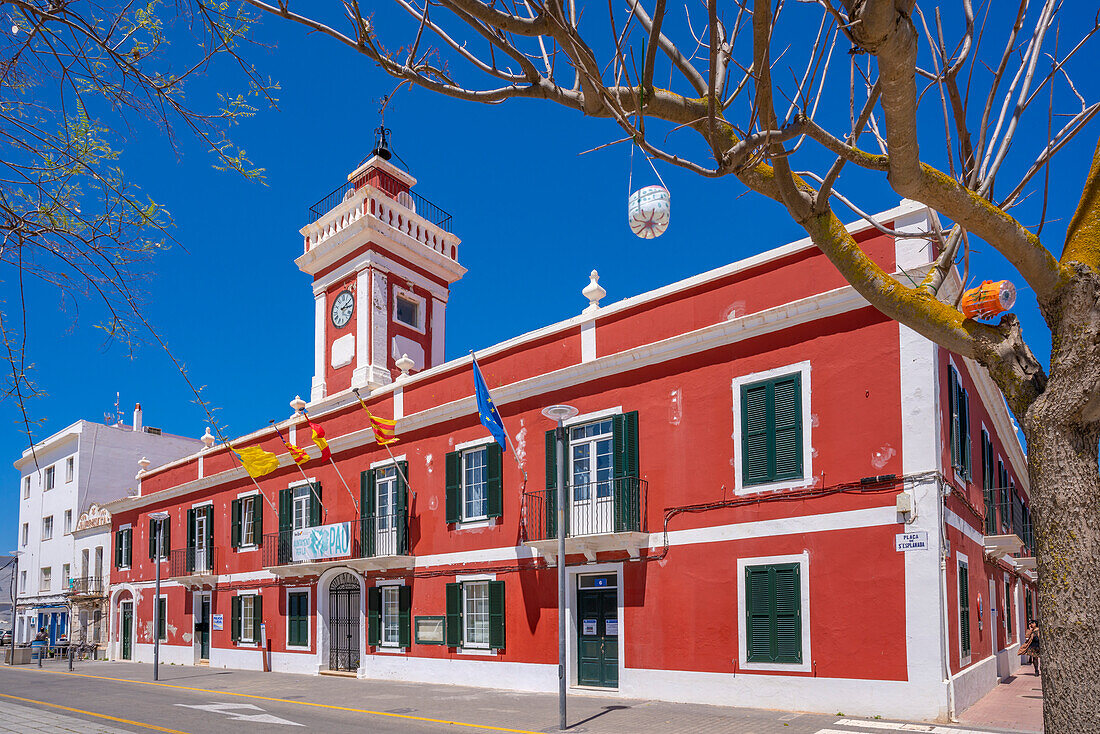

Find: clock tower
296;149;466;402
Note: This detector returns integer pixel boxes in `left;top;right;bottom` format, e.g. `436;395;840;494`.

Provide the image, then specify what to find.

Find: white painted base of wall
124;643;194;667
995;643;1021;679
358;654;556;692
952;654;1000;714
620;667;949;721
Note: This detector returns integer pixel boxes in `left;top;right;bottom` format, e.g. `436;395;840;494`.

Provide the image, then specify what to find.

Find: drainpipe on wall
937;475;958;722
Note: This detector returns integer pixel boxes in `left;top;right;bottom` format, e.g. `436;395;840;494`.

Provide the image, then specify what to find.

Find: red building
104;154;1036;720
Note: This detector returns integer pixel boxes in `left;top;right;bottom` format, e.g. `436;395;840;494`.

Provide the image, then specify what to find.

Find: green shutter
288;593;307;647
445;451;461;524
231;499;241;549
205;505;214;556
612;412;640;532
367;587;381;646
486;444;504;519
949;367;961;470
187;509;196;548
745;563;801;664
488;580;505;650
398;585;411;648
252;496;263;545
961;388;972;478
959;565;971;657
544;429;557;490
309;483;322;527
125;529;132;567
231;595;241;643
445;583;462;647
772;376;803;480
741;383;770;485
253;594;263;643
163;520;171;558
279;488;292;532
149;519;156;560
114;531;121;569
361;471;376;558
157;597;166;641
396;461;409;554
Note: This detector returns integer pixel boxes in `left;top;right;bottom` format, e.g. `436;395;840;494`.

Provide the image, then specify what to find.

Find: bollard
68;647;73;671
37;648;42;667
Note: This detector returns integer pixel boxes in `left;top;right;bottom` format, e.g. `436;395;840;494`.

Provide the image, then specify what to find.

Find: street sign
212;614;223;631
896;531;929;552
292;522;352;562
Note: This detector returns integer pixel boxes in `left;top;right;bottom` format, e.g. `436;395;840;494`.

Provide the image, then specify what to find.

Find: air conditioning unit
143;426;162;435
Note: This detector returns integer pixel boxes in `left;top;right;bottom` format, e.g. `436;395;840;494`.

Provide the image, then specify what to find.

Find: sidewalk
9;659;1042;734
958;672;1043;733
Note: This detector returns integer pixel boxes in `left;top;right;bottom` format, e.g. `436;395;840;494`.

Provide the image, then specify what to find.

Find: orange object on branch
960;280;1017;320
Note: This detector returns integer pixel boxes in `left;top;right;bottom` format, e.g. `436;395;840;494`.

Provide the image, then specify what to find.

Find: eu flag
472;357;508;452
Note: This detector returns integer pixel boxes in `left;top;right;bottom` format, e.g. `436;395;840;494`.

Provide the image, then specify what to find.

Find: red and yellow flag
281;438;310;465
309;420;331;461
367;412;399;446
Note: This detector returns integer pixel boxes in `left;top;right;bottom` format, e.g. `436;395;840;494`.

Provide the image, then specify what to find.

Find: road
0;660;1031;734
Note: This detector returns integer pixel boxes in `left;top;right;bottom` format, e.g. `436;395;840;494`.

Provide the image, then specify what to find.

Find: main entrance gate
328;573;360;672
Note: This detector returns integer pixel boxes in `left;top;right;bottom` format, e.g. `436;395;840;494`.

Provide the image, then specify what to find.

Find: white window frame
568;417;616;508
44;465;55;491
380;585;402;649
39;567;52;593
42;516;53;541
21;523;28;547
65;457;74;483
730;361;813;495
288;480;315;531
455;572;498;655
392;286;426;333
22;476;29;499
461;445;489;523
238;592;257;645
373;578;406;653
19;570;26;594
241;495;257;548
736;552;812;672
62;564;71;590
64;510;72;535
285;587;311;649
118;524;132;569
957;552;971;667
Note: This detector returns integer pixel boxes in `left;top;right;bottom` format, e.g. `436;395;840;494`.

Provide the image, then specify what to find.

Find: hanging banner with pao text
293;522;351;562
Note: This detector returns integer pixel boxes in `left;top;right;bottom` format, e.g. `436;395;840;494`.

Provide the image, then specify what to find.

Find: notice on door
582;619;597;635
896;531;929;552
212;614;223;631
605;619;618;636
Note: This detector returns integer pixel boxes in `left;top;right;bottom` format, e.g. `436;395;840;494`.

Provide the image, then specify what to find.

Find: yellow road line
11;667;546;734
0;692;191;733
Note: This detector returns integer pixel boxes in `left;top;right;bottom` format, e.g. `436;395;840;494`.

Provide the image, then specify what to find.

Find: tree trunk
1023;271;1100;733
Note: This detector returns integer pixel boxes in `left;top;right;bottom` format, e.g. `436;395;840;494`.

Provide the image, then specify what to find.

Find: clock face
330;290;354;328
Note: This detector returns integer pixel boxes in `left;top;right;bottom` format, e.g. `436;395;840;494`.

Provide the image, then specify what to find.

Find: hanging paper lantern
628;186;671;239
961;280;1017;320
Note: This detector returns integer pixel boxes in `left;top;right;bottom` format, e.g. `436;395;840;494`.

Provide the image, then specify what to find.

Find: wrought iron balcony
308;165;453;232
522;477;648;563
67;576;104;598
168;546;218;581
262;513;412;578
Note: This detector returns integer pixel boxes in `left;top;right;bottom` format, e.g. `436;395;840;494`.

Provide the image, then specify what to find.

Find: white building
13;405;200;644
70;503;112;649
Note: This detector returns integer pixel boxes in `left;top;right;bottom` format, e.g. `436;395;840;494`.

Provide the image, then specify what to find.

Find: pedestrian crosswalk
816;719;1004;734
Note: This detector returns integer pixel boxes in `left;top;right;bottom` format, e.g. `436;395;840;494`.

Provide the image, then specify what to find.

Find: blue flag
472;357;508;452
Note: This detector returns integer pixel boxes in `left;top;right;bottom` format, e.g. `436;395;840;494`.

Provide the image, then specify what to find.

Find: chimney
133;403;143;432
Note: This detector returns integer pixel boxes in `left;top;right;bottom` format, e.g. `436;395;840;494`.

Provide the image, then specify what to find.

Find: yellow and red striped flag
367;412;399;446
281;438;310;465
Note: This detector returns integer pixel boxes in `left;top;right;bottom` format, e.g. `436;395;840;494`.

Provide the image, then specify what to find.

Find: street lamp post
149;512;169;681
8;551;21;666
541;404;578;732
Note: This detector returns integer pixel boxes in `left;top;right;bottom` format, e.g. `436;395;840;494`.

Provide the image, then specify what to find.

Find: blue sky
3;3;1096;548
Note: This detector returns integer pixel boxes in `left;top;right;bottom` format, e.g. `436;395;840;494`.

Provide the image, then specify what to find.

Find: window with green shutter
744;563;802;664
949;365;972;478
741;374;804;487
157;597;167;641
958;561;971;658
287;592;309;647
981;431;996;533
446;444;505;525
444;580;504;650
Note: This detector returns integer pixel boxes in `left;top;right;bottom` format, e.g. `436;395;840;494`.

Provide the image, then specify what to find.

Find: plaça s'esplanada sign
895;530;929;552
293;521;352;562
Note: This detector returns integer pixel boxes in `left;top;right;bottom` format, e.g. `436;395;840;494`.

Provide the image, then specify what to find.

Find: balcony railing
523;477;647;542
67;576;104;597
261;513;408;569
308;166;453;232
168;546;218;577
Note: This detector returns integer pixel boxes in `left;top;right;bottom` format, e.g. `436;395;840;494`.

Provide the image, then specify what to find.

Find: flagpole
221;442;279;514
352;388;413;492
296;408;359;515
471;352;528;484
269;421;329;522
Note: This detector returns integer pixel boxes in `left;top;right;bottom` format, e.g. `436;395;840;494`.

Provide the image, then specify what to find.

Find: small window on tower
395;295;420;329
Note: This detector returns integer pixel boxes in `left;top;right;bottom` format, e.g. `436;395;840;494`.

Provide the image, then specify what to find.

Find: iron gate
328;573;360;671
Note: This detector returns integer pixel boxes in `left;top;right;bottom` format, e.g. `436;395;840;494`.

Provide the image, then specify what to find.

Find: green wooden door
577;589;618;688
121;603;133;660
199;595;211;659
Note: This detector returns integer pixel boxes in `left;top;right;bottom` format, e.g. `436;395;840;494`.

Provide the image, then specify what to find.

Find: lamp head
149;511;170;521
541;405;579;423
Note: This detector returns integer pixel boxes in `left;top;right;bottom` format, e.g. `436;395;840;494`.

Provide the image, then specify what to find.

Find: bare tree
0;0;275;456
240;0;1097;728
